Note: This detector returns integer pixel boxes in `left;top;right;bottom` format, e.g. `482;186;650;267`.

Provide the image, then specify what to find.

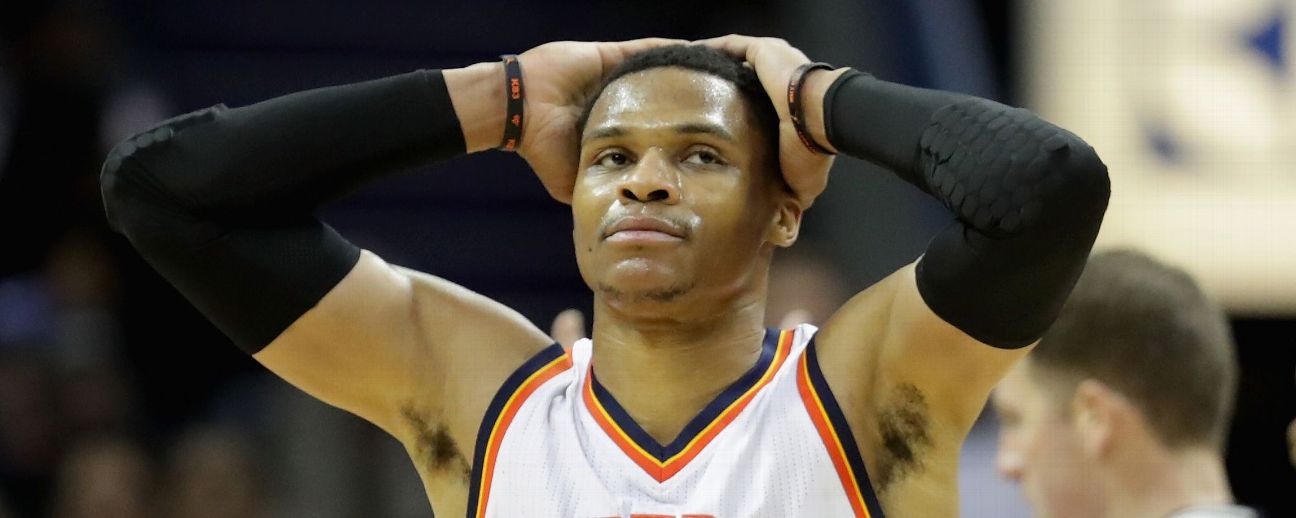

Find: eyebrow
582;122;736;144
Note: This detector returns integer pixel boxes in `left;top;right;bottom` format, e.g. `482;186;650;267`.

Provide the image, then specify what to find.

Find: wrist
803;67;850;155
444;61;506;153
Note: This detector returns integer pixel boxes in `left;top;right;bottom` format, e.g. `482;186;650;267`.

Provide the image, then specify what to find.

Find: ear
766;197;803;248
1072;379;1118;460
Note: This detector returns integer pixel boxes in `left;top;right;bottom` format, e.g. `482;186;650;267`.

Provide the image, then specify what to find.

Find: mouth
602;215;686;244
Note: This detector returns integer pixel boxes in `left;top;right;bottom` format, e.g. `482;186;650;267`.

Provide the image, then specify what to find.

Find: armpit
874;383;933;493
401;404;471;484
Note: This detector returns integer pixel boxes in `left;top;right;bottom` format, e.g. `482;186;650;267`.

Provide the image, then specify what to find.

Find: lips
602;215;686;241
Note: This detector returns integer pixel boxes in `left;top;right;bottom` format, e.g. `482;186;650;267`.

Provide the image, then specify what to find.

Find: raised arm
816;68;1109;338
807;50;1108;414
702;35;1108;504
100;39;682;437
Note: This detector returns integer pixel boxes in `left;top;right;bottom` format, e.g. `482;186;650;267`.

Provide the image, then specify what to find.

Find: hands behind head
514;39;686;203
514;36;836;208
694;35;840;207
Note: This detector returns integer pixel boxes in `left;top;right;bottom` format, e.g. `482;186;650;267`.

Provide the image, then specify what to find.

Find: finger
598;37;690;71
612;37;690;52
693;34;757;60
550;309;586;350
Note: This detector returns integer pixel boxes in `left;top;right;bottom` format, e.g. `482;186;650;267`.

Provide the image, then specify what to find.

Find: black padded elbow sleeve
825;70;1110;348
101;70;465;353
102;156;360;353
913;99;1110;348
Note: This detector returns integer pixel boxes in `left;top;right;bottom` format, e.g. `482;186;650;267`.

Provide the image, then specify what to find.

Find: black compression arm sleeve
100;70;466;353
824;70;1110;348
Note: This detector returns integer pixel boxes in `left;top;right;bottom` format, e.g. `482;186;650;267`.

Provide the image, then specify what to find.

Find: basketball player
100;35;1109;517
992;250;1257;518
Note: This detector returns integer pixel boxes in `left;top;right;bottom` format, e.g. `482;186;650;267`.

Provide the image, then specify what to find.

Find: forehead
584;67;753;139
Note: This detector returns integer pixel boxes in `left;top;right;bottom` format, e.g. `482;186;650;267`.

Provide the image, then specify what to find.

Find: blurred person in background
0;0;244;436
1289;369;1296;469
992;250;1255;518
0;352;63;517
764;243;850;329
49;436;154;518
161;426;265;518
549;309;587;351
0;1;113;278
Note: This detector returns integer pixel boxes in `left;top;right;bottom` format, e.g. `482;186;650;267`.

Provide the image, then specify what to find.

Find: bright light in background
1024;0;1295;314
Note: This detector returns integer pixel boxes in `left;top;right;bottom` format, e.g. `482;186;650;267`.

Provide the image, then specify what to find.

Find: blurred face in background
52;438;154;518
992;361;1106;518
163;427;262;518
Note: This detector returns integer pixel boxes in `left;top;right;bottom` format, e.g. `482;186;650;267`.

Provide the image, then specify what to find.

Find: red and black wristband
787;61;836;155
499;54;525;152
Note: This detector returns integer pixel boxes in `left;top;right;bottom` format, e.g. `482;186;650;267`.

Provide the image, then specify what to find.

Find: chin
596;262;694;306
608;256;682;283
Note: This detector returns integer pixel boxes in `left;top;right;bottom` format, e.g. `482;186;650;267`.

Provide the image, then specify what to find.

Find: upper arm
817;261;1032;447
875;263;1032;429
252;250;552;437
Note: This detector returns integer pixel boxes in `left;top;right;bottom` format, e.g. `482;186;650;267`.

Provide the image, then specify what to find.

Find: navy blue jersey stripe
465;342;566;518
805;338;887;518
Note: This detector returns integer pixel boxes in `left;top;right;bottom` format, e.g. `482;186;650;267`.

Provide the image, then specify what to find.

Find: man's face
992;362;1106;518
572;67;788;317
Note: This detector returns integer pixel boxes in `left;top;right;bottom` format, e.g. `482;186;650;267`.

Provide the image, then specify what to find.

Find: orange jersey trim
797;349;873;518
473;350;572;518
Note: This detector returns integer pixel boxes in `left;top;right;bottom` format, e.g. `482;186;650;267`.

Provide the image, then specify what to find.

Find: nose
995;442;1024;482
619;150;680;205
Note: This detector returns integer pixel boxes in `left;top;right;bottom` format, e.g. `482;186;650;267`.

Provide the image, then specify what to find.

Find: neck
588;289;769;445
1103;444;1233;518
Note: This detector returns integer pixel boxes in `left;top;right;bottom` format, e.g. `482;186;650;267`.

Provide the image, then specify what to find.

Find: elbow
100;124;185;238
1050;137;1111;228
990;135;1110;245
101;105;224;233
100;140;145;234
964;134;1111;240
1065;139;1110;204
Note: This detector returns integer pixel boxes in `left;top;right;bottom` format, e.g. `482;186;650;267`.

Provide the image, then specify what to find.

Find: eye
684;149;724;166
595;151;631;167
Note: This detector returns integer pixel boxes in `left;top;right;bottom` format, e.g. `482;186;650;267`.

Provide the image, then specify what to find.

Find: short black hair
1030;250;1238;450
576;44;780;164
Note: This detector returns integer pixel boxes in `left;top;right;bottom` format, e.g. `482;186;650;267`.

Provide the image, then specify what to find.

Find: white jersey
465;324;886;518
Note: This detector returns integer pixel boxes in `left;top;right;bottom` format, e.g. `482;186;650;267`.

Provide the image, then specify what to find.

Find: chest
478;370;862;518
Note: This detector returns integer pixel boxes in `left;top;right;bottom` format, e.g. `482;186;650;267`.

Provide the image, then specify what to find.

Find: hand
514;38;686;203
695;35;847;207
550;308;587;351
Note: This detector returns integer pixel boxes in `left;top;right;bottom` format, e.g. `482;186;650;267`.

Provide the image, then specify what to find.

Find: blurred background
0;0;1292;516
